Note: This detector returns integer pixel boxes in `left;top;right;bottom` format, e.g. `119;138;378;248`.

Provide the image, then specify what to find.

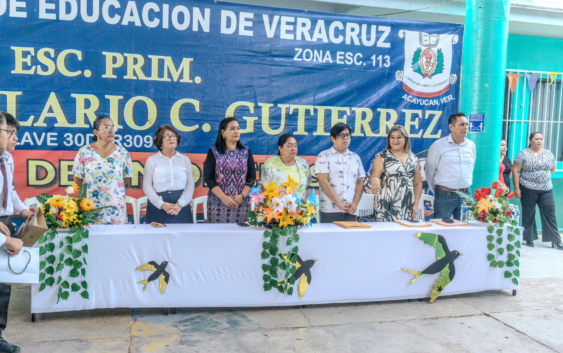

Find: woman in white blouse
143;125;195;223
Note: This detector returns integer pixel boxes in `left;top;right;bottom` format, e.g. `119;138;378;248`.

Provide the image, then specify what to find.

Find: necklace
97;143;113;158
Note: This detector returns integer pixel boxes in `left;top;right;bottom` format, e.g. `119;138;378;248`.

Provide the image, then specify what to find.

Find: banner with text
0;0;463;201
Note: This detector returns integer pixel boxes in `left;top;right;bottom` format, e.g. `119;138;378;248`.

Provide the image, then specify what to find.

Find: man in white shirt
315;123;366;223
425;113;476;220
0;112;24;353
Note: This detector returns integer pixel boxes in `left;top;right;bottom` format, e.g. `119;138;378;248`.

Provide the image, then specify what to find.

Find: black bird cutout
135;261;170;295
281;254;316;299
402;232;462;303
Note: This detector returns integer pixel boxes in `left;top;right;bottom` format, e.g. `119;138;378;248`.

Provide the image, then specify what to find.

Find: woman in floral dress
203;117;256;223
73;116;133;225
261;134;311;200
369;125;422;222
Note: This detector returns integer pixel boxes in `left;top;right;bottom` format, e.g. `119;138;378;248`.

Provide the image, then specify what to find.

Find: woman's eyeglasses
99;126;118;132
164;135;178;140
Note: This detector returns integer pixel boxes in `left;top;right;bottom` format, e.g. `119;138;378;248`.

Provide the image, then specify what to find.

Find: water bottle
461;202;469;222
512;205;520;225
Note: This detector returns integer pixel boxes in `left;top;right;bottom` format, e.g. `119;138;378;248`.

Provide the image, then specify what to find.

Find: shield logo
396;30;459;98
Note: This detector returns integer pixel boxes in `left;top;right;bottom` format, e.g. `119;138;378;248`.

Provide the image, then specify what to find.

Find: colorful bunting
506;74;520;94
548;72;560;86
526;74;538;94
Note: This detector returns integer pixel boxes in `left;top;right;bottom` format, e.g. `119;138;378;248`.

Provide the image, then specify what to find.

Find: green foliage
80;291;89;299
512;278;519;285
490;260;497;268
504;271;512;278
487;243;495;251
487;226;495;233
497;248;505;255
487;254;495;261
260;225;300;296
497;261;505;268
486;235;494;242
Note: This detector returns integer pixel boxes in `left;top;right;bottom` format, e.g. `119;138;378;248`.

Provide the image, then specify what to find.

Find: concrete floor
5;238;563;353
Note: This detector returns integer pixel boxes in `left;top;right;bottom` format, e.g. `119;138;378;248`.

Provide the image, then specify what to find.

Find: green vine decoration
260;225;300;295
36;183;114;303
486;219;521;285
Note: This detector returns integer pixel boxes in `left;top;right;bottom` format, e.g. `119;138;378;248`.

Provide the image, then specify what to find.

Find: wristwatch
177;200;184;208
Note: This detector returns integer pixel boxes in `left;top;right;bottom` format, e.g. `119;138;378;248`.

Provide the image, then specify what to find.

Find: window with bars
502;70;563;169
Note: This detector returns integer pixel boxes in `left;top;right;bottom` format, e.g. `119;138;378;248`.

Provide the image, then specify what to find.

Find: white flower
272;197;285;213
50;207;59;214
283;194;297;212
65;186;74;195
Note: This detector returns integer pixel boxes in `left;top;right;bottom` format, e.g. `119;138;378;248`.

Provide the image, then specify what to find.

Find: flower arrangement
38;184;106;229
246;175;318;296
457;182;521;285
36;184;116;303
456;181;516;226
246;175;318;228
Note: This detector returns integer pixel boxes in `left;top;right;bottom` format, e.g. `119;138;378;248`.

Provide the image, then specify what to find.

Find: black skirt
145;189;193;224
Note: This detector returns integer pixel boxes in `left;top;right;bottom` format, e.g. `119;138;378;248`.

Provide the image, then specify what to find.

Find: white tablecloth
31;223;520;313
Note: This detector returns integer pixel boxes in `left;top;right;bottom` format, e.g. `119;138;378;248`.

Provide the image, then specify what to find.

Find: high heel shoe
525;240;535;247
552;242;563;250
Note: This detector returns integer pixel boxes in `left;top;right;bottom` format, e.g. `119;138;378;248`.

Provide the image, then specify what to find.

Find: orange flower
71;183;80;194
476;197;494;215
80;198;95;211
262;207;277;224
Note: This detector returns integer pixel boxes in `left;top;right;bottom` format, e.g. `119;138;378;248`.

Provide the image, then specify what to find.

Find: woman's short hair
92;116;112;142
277;134;296;155
528;131;542;147
214;117;244;154
154;125;181;150
386;125;412;154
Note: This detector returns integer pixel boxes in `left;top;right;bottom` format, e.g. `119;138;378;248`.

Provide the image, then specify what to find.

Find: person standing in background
0;111;25;353
513;132;561;249
500;139;513;191
425;113;476;220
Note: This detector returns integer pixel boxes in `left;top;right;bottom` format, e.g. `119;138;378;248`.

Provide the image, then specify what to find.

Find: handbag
0;247;39;284
16;208;48;247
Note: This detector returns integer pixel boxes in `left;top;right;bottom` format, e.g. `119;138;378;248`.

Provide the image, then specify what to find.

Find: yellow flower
40;204;45;212
47;195;64;208
71;183;80;194
279;209;294;228
282;175;300;195
61;199;79;214
262;180;280;201
80;198;95;211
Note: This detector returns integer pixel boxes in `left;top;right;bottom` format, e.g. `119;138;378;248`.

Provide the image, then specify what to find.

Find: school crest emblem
396;30;460;98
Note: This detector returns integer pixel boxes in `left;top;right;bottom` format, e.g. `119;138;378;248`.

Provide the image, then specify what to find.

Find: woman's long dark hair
277;134;296;155
214;117;244;154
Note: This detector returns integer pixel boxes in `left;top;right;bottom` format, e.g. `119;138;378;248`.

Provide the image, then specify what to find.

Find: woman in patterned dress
369;125;422;222
203;117;256;223
260;134;311;200
512;132;562;249
73;116;133;225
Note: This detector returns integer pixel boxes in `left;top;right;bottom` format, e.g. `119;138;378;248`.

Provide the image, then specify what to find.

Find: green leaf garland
260;225;300;296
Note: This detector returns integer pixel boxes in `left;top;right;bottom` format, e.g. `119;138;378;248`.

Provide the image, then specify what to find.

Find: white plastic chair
357;194;375;218
417;195;435;221
137;196;147;224
23;197;40;212
191;196;208;223
125;196;138;224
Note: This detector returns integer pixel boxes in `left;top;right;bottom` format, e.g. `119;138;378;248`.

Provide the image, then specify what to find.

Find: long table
31;223;520;313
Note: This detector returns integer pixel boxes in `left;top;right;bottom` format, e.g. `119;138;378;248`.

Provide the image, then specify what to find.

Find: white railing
504;69;562;170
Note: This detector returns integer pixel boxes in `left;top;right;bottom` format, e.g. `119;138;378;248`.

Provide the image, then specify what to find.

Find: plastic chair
125;196;138;224
357;194;375;218
417;194;435;221
191;196;208;223
137;197;148;224
23;197;40;212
